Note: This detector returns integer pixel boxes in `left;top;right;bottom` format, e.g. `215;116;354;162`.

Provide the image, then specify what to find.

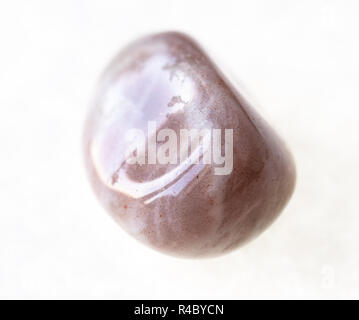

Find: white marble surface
0;0;358;299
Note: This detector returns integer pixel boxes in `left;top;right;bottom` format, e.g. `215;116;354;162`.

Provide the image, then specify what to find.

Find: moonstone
83;32;296;258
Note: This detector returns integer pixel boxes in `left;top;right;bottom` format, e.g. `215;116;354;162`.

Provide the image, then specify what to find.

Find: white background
0;0;358;299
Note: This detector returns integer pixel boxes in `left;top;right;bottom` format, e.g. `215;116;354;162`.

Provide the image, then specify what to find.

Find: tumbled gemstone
83;32;296;258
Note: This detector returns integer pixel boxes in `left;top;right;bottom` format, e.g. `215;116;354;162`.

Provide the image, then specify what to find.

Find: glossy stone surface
83;32;296;258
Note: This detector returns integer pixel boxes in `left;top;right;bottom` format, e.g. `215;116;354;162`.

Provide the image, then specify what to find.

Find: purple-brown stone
83;32;296;258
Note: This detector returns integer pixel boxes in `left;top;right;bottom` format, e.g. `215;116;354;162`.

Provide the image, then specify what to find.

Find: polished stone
83;32;296;258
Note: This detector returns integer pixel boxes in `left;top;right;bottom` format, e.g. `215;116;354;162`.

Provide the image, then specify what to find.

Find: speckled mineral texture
83;32;296;258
